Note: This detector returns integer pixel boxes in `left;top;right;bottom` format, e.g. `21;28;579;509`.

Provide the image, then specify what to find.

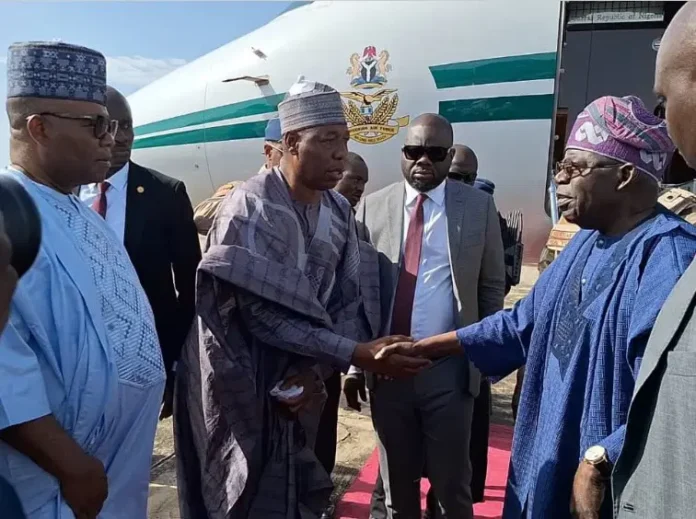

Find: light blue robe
0;168;166;518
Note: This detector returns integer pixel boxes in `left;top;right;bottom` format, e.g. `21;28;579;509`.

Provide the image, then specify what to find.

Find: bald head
401;113;454;191
449;144;479;184
105;86;134;176
407;113;454;144
335;151;369;207
106;86;130;113
655;3;696;168
345;151;367;171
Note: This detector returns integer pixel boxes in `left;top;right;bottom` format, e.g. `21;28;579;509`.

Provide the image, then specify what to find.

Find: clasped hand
352;335;430;378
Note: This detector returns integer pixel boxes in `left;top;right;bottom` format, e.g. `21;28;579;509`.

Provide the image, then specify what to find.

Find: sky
0;1;295;162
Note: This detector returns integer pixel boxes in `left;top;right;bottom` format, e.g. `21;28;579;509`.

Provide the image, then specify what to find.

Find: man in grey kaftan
174;78;420;519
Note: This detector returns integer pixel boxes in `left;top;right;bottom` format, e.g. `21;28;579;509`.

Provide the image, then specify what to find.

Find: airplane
127;0;679;264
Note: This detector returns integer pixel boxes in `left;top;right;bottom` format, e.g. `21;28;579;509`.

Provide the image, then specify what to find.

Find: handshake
345;331;461;411
351;335;429;379
351;331;461;377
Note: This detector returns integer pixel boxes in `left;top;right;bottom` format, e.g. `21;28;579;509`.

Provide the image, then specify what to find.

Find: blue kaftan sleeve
456;274;542;378
0;313;51;430
597;229;696;464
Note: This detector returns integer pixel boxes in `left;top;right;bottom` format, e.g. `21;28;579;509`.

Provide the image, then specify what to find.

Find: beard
407;174;444;192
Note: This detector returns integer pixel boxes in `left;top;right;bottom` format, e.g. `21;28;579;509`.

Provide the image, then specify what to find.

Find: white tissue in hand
270;381;304;400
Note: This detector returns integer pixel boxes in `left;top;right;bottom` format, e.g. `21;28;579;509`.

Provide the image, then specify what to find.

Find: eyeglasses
555;161;618;181
33;112;119;139
267;142;283;154
402;145;450;163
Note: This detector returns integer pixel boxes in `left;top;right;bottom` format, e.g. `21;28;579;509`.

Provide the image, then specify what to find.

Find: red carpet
336;423;513;519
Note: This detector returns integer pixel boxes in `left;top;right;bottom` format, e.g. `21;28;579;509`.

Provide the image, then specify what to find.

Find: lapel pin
136;186;145;194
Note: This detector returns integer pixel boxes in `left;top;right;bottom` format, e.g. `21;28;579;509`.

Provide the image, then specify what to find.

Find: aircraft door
130;82;214;207
203;76;282;190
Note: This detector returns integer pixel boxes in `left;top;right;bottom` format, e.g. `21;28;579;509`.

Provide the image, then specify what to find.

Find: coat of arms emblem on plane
341;46;410;145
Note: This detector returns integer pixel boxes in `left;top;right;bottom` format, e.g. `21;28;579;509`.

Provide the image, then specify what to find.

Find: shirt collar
404;178;447;207
106;162;130;191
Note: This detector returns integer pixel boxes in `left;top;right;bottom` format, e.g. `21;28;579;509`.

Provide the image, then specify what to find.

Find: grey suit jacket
613;256;696;518
353;180;505;395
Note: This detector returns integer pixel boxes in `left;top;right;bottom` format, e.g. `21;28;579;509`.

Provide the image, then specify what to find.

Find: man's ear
616;163;637;191
263;143;273;159
25;115;51;147
283;131;300;155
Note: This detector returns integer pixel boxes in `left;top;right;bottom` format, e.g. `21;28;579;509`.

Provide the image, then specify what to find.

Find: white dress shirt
79;163;130;243
402;179;456;341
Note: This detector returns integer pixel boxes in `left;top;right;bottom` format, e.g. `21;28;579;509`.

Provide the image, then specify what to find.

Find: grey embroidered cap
278;76;346;134
6;41;107;105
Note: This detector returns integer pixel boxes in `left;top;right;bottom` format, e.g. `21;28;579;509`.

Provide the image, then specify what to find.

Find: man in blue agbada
376;95;696;519
0;42;166;518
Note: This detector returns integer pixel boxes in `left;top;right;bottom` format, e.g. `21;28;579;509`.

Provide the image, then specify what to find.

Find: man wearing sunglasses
376;95;696;519
448;145;479;185
0;41;166;519
79;86;201;422
347;113;505;519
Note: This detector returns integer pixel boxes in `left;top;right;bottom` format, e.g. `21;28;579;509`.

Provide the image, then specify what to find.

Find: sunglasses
448;172;475;183
34;112;119;140
402;145;450;163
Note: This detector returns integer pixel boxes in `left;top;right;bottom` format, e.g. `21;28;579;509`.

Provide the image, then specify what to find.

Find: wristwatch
583;445;611;478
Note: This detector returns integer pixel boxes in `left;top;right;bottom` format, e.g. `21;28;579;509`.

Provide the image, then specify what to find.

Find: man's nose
335;142;348;160
554;169;570;185
101;132;115;148
115;130;129;144
417;154;433;167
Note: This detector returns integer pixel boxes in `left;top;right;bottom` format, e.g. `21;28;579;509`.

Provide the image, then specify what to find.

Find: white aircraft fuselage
128;0;564;262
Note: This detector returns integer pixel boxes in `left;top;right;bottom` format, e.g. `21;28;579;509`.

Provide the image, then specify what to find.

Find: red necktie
92;181;110;219
391;193;427;336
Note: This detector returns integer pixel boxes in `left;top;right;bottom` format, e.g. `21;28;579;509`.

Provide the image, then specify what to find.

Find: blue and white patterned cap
6;41;107;105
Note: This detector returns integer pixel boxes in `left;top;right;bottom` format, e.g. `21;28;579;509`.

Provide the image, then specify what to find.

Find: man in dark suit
79;86;201;419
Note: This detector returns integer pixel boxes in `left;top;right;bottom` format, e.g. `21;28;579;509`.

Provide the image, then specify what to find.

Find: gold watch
583;445;611;478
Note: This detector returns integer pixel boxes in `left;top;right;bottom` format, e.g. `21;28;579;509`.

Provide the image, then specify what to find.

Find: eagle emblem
341;47;409;145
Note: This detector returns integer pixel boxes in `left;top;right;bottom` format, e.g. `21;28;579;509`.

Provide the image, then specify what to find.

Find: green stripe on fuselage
133;94;554;150
133;52;558;149
133;93;285;137
439;94;555;123
429;52;557;89
133;120;267;149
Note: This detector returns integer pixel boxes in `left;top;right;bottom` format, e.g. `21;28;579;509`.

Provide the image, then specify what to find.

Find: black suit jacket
124;161;201;375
